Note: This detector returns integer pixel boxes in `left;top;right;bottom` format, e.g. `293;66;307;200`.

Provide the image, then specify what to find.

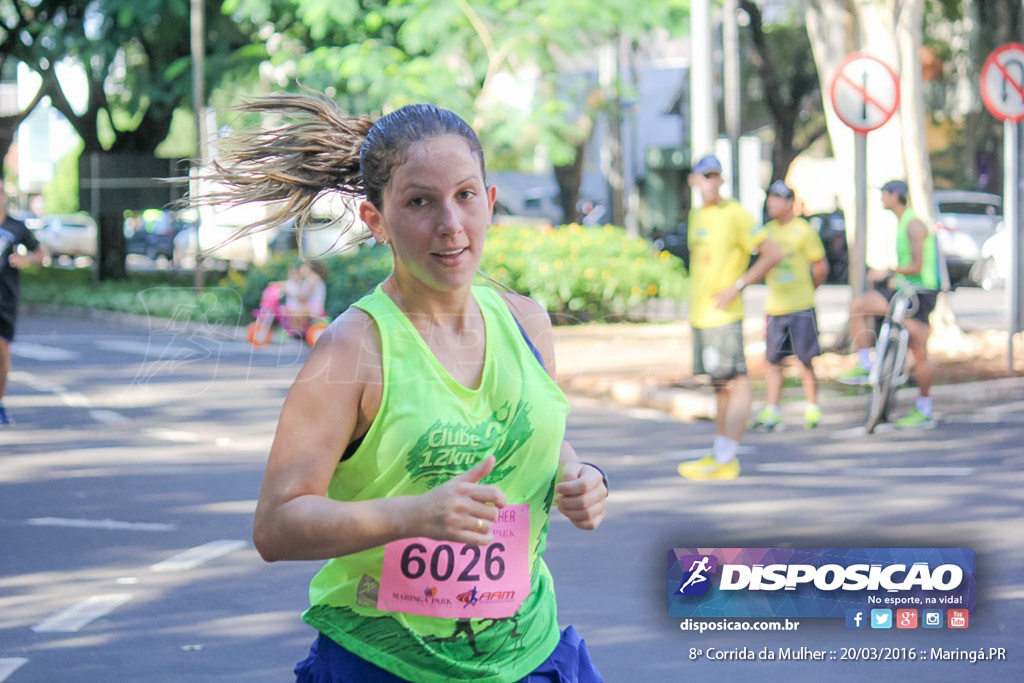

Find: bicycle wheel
865;327;902;433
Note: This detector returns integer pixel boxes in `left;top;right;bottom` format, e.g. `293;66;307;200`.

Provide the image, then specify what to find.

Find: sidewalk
552;285;1024;422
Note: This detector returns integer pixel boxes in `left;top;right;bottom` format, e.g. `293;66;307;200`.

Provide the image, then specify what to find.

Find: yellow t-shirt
687;199;762;329
764;217;825;316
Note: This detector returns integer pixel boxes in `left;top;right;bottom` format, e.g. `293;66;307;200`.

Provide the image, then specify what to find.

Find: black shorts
765;309;821;364
0;310;14;341
692;321;747;381
874;282;938;325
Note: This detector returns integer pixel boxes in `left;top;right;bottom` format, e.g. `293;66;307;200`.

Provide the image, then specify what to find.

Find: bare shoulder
294;306;381;386
497;290;552;339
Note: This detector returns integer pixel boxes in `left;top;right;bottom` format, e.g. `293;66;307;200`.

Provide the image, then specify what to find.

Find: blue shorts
294;625;603;682
765;309;821;365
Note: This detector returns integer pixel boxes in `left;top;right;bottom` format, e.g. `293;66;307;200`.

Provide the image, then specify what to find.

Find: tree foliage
224;0;689;218
1;0;260;155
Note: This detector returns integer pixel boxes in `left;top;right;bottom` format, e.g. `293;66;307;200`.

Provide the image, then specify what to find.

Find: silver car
932;190;1002;286
35;214;98;260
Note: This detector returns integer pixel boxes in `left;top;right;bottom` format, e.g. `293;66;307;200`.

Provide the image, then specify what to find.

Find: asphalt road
2;312;1022;682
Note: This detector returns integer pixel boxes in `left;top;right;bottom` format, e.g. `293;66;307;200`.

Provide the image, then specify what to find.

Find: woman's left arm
501;291;607;530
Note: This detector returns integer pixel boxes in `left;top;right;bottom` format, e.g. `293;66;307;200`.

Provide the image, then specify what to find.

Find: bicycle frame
865;278;918;432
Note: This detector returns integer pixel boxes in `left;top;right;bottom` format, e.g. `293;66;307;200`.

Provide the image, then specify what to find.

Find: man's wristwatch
734;277;747;291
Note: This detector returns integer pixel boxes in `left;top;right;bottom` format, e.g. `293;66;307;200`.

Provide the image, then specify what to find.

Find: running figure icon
679;556;712;593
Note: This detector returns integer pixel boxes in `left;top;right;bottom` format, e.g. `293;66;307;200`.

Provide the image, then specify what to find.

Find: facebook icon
846;609;867;629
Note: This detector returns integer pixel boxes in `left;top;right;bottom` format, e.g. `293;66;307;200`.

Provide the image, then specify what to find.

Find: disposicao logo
676;555;718;595
667;548;976;619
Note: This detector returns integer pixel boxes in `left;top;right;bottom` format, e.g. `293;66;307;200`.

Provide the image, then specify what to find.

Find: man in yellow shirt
678;156;782;481
751;181;829;432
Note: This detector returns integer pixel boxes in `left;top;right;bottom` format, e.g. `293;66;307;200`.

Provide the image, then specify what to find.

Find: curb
561;373;1024;423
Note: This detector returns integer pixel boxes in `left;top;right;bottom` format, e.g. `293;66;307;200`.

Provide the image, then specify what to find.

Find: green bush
20;225;687;326
21;267;249;326
480;223;688;322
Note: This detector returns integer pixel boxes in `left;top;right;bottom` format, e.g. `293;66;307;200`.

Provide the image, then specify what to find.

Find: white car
173;223;273;269
35;214;99;260
972;223;1010;290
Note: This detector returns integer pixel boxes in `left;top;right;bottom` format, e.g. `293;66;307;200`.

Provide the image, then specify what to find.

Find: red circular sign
829;53;900;134
981;43;1024;123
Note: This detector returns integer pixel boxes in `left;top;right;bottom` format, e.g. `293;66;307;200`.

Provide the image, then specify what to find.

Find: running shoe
677;454;740;481
836;365;870;385
0;403;12;427
804;404;822;429
894;409;936;430
752;406;781;431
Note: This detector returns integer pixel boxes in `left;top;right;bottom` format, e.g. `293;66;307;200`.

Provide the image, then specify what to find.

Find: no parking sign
829;53;900;133
981;43;1024;123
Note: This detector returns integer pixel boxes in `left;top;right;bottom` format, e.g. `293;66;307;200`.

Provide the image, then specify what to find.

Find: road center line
32;594;133;633
0;659;28;682
151;539;247;572
26;517;176;532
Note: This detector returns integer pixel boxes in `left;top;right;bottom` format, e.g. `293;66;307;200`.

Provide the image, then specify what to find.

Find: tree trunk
553;143;585;225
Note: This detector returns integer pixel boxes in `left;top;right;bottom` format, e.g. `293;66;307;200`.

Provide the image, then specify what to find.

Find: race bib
377;504;530;619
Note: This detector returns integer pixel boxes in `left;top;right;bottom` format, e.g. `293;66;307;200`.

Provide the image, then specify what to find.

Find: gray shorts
692;321;747;381
765;309;821;365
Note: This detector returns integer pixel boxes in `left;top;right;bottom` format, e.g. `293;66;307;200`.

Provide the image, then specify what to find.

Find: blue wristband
578;461;609;494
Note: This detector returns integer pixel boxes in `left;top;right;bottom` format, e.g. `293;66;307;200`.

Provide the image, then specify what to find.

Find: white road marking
144;428;201;442
95;339;200;358
8;371;65;393
756;463;974;477
60;391;91;407
622;407;675;422
10;342;79;361
0;659;28;682
31;594;133;633
151;539;247;573
26;517;176;532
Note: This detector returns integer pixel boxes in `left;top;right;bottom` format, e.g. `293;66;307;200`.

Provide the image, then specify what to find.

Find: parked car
805;211;849;284
124;209;194;262
651;222;690;270
35;213;98;260
173;223;272;269
971;222;1010;290
933;190;1002;287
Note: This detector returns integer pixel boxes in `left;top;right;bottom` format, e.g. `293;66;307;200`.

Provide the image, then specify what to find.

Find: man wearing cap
677;155;782;481
751;180;829;432
839;179;941;428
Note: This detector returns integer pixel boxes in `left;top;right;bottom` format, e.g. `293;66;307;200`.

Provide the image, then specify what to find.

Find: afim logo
677;554;719;595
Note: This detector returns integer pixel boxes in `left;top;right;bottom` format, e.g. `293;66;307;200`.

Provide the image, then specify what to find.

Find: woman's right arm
252;310;506;562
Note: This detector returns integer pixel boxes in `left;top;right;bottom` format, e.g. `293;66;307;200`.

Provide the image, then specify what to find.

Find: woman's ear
486;184;497;218
359;200;387;244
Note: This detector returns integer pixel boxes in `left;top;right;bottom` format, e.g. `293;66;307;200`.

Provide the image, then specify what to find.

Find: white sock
765;405;780;416
712;436;739;465
916;396;933;417
857;348;873;370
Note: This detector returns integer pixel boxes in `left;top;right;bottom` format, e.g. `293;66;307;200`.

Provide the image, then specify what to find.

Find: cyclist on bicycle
838;179;942;428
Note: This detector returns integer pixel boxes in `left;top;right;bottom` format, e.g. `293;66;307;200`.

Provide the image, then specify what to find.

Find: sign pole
828;53;900;296
853;132;868;297
1008;120;1021;371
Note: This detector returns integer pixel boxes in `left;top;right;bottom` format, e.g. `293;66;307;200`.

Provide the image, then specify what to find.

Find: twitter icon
870;609;892;629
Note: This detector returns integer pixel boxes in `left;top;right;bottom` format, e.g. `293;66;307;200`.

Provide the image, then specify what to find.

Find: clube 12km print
667;547;1008;665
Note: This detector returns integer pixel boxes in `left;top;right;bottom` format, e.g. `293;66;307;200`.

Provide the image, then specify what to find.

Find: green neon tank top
302;284;571;683
896;207;940;290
